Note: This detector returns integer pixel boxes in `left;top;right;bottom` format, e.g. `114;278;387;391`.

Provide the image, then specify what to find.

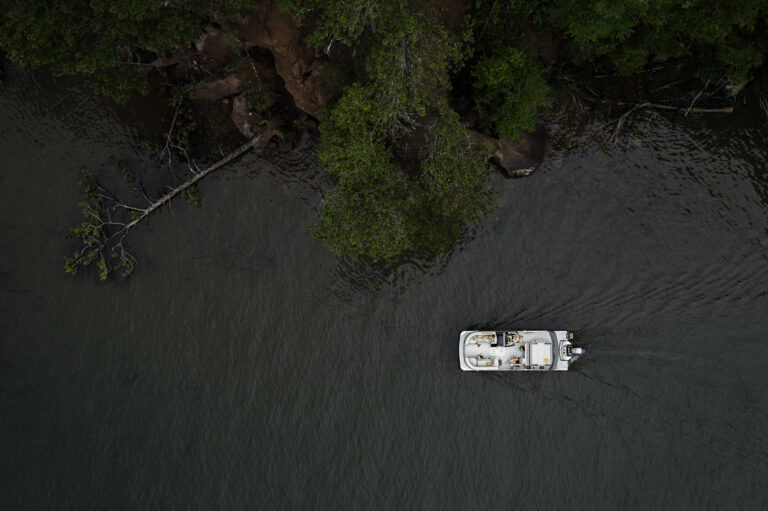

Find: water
2;65;768;509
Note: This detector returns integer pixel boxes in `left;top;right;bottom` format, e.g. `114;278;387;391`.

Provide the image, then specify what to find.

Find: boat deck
460;330;572;371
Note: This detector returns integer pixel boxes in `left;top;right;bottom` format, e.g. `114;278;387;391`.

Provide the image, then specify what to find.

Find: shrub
471;46;551;139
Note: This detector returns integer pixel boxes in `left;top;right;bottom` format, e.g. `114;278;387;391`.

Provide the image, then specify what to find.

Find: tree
314;84;493;260
313;84;418;260
307;3;496;261
0;0;258;100
414;108;494;251
544;0;768;86
66;134;266;279
277;0;381;54
361;6;465;134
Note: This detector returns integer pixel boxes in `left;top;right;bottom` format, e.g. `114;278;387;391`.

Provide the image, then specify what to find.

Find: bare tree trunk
124;135;262;231
67;132;276;279
617;101;734;114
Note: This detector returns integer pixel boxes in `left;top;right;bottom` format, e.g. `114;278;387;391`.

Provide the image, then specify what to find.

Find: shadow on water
322;253;453;320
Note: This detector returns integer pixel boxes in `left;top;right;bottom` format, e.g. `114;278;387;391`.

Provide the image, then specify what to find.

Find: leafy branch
65;134;265;280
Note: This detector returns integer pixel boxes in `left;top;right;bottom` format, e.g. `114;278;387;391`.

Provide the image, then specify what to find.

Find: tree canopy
0;0;258;100
311;5;494;260
3;0;767;269
543;0;768;85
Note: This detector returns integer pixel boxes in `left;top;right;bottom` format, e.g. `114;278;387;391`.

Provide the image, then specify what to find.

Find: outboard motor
572;347;585;355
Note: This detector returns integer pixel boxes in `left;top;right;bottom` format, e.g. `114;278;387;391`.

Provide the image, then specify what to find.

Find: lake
1;64;767;509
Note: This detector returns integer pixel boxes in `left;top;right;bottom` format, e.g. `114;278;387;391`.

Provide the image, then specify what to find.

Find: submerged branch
609;100;732;145
160;102;181;160
611;102;649;145
607;100;734;114
66;134;266;280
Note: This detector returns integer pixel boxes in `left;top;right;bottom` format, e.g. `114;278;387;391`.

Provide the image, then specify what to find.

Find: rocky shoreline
140;1;762;183
143;1;552;177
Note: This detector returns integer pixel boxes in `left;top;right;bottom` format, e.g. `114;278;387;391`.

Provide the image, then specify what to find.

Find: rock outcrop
149;26;239;82
193;27;236;63
231;95;257;138
493;127;547;178
234;1;336;117
193;74;241;101
468;125;547;178
469;129;501;155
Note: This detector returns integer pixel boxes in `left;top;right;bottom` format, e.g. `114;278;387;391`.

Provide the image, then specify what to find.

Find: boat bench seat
471;357;498;367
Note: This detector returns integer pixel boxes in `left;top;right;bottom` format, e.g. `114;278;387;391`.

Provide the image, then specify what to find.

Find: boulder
468;129;501;154
233;1;336;117
193;74;241;101
148;53;186;68
493;127;547;178
149;27;238;81
231;95;257;138
193;27;236;63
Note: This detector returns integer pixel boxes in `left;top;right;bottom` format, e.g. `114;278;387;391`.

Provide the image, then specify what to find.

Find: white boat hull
459;330;584;371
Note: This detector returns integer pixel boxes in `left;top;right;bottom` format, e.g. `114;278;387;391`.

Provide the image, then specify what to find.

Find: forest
1;0;766;274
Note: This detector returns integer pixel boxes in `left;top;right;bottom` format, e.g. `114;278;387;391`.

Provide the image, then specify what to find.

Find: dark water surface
2;66;768;510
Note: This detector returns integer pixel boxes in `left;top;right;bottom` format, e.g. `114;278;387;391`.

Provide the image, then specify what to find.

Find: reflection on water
1;64;768;509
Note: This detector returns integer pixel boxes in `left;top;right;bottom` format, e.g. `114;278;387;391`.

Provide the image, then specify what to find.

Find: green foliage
169;86;197;152
306;1;502;261
472;46;551;139
712;34;766;89
0;0;259;101
363;8;465;134
544;0;768;85
313;85;414;259
64;169;135;280
316;85;389;180
185;185;202;206
312;174;416;260
279;0;381;53
314;83;493;260
471;0;767;86
474;0;547;32
414;108;494;249
237;72;270;112
419;109;493;224
307;3;496;261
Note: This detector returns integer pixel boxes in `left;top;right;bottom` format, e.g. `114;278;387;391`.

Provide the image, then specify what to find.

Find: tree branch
122;134;263;232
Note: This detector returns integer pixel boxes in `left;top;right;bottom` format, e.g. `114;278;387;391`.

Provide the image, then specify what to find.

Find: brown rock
193;74;241;101
468;129;501;154
231;95;257;138
233;1;336;117
194;27;236;63
494;127;547;178
148;53;186;68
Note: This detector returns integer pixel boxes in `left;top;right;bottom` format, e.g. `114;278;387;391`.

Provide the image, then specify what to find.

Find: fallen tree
65;133;266;280
608;101;733;145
